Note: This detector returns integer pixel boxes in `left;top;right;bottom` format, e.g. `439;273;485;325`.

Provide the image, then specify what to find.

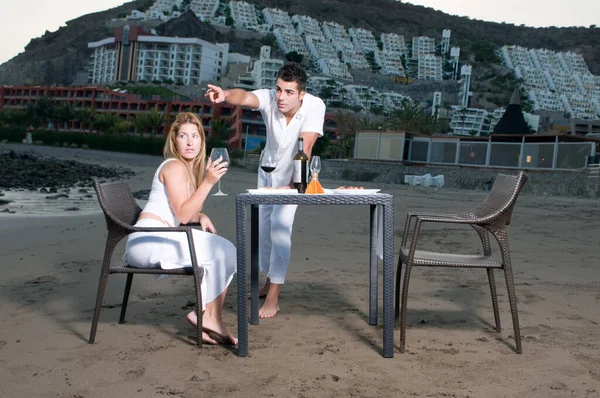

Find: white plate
247;189;299;195
332;189;381;195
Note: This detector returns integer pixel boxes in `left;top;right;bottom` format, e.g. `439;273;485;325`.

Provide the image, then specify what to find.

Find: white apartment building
529;90;564;112
88;38;118;83
411;36;436;59
273;28;309;57
305;35;338;61
307;76;412;112
382;92;411;110
233;46;283;90
449;107;488;136
345;84;382;109
417;55;442;81
458;64;472;107
88;28;228;85
348;28;378;54
262;8;292;29
321;21;369;70
146;0;183;21
190;0;220;21
306;77;347;103
374;50;405;77
315;58;353;80
381;33;407;56
230;1;259;31
502;44;600;120
440;29;451;56
291;15;322;37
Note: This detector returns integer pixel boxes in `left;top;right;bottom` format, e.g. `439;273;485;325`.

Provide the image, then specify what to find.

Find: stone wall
241;155;599;197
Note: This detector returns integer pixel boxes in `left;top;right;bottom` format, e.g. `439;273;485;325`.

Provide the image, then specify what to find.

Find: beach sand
0;144;599;397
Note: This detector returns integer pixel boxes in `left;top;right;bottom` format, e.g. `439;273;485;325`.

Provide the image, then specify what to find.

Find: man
205;63;325;318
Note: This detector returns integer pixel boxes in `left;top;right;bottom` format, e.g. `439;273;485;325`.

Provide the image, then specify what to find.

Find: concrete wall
241;155;599;197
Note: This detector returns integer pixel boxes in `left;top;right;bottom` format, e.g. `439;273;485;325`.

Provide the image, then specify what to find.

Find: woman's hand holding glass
207;148;229;195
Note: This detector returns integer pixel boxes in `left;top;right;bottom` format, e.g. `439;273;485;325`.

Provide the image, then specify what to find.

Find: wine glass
210;147;230;196
310;156;321;181
259;149;278;188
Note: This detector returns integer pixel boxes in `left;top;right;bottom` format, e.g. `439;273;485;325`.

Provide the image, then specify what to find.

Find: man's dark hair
277;63;307;92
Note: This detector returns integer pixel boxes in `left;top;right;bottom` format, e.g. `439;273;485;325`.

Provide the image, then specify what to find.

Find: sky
0;0;598;65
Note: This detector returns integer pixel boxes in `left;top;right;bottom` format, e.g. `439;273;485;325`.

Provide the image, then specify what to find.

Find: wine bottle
293;137;308;193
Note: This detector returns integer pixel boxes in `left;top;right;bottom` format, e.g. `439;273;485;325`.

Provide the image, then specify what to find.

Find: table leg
236;200;248;357
250;205;259;325
369;205;378;326
383;202;394;358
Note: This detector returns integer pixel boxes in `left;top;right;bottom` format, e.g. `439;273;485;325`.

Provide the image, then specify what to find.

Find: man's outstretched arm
205;84;260;109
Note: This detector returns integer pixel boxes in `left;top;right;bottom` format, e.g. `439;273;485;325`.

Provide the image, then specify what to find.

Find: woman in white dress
124;112;236;345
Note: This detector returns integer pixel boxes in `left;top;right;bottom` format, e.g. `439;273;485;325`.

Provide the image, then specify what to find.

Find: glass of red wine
259;148;278;188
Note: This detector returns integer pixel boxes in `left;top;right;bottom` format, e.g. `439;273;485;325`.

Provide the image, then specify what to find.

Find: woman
124;112;236;345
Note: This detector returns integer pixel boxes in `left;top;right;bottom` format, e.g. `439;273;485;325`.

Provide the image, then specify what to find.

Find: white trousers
124;219;236;310
258;204;297;284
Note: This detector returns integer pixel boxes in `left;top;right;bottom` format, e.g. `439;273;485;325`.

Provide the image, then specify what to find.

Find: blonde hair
163;112;206;192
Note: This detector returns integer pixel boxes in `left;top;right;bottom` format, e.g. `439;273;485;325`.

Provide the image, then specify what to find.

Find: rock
39;188;49;193
133;189;151;200
64;207;80;211
1;208;10;213
78;189;89;194
48;187;58;193
45;194;69;200
0;199;13;206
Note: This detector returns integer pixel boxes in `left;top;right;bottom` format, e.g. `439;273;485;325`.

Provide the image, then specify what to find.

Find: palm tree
75;108;93;132
93;112;120;134
207;118;230;150
33;96;55;129
332;110;363;159
132;113;150;136
384;100;429;134
147;108;165;137
55;102;75;130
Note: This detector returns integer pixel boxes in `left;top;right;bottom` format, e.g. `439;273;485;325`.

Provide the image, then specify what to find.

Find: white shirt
252;89;326;187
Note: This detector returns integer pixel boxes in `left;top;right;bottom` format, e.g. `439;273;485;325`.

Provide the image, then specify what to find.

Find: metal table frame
235;193;395;358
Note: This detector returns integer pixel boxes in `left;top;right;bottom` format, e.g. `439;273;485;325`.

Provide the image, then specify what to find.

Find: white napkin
376;206;383;260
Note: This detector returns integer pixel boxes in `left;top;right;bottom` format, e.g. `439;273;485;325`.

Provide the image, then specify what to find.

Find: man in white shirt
205;63;326;318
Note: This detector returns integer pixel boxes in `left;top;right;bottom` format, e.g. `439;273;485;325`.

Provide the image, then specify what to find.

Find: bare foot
259;298;280;318
259;282;281;318
199;311;238;346
186;311;219;345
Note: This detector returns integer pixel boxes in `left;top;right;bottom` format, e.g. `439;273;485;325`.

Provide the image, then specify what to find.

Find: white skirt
124;219;236;310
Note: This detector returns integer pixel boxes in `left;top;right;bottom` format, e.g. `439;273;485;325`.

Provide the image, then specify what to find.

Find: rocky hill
0;0;598;92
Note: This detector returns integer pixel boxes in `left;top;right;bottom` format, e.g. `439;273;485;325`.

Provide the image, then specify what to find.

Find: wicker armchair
396;171;528;353
90;180;204;346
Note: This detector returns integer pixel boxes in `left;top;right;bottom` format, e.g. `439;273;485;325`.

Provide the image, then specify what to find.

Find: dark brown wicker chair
396;171;528;353
90;180;204;346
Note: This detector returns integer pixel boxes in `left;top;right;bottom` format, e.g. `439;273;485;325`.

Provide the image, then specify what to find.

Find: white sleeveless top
141;158;181;227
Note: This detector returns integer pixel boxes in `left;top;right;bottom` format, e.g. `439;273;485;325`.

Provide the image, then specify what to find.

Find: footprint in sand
520;291;546;305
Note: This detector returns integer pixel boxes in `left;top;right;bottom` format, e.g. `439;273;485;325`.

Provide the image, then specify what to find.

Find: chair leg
486;269;501;332
395;258;403;328
193;269;203;347
503;266;522;354
119;274;134;324
89;266;112;344
400;263;413;353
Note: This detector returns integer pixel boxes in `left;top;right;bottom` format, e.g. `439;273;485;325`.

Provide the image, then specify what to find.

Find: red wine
293;138;308;193
261;166;276;173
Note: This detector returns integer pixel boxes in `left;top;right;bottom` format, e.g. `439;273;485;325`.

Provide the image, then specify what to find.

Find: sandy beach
1;143;599;397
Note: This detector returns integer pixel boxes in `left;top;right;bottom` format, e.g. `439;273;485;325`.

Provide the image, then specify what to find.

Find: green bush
0;127;26;142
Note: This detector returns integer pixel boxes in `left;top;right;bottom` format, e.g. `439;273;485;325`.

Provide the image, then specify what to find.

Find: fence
355;132;597;171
